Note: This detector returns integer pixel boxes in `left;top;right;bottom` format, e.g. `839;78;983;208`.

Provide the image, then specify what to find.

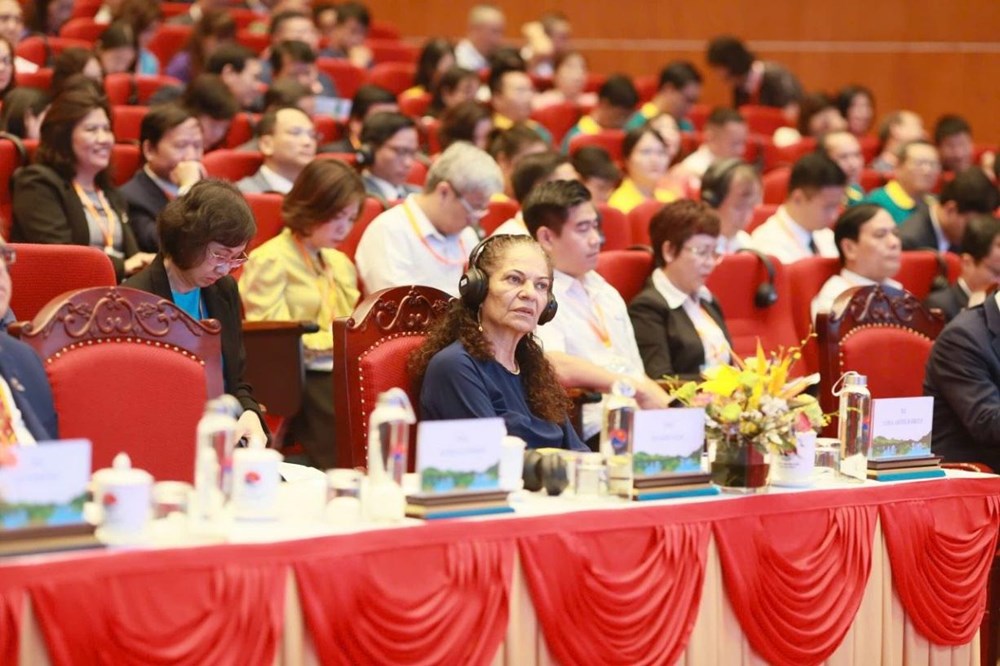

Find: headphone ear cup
755;282;778;309
701;188;719;208
537;294;558;326
459;266;489;311
356;145;374;167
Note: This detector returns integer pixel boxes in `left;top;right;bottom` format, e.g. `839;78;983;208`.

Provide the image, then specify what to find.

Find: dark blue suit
0;332;58;441
924;294;1000;471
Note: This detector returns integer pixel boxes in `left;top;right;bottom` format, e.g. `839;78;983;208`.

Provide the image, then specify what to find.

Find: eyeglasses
447;182;489;220
383;144;419;159
0;246;15;266
684;245;721;262
207;248;249;269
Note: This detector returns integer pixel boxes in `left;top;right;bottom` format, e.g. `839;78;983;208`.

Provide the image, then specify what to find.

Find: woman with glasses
239;159;364;469
608;124;679;214
125;179;267;445
628;200;732;380
11;83;155;281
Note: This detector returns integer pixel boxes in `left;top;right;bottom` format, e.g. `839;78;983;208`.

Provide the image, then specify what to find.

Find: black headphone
459;235;558;326
700;158;744;208
931;252;950;292
736;247;778;308
355;143;375;167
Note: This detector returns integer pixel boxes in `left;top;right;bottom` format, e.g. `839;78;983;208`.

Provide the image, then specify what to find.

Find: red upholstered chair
146;25;192;72
480;199;520;236
942;251;961;282
784;257;841;375
596;203;631;251
568;130;626;164
633;75;657;103
337;196;384;262
738;105;791;136
747;203;778;234
705;253;800;364
896;250;947;301
160;2;192;20
858;135;880;165
18;287;224;482
368;20;402;41
70;0;102;19
224;112;258;149
317;58;366;100
687;104;710;131
595;250;653;303
58;17;105;42
406;160;428;187
227;8;260;30
111;105;149;144
368;62;416;94
8;243;116;322
627;199;664;247
14;67;53;89
762;138;816;172
332;285;452;469
15;36;90;67
104;73;183;105
367;39;419;65
0;134;28;236
423;117;442;154
761;167;791;205
816;285;944;421
109;144;141;186
399;91;432;119
243;193;285;253
530;102;583;148
203;150;264;182
235;29;269;55
583;72;606;94
859;168;886;192
313;115;341;144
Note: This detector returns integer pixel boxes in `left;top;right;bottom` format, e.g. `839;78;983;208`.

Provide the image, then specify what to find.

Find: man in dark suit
925;214;1000;321
899;167;999;253
925;291;1000;472
121;104;206;252
0;245;58;442
236;106;317;195
705;35;802;112
318;84;398;154
357;111;422;206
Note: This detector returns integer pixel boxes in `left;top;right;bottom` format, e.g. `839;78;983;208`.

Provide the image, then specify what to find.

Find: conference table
1;471;998;666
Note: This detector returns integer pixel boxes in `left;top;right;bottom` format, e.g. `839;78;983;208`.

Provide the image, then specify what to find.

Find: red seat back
235;29;269;55
687;105;710;132
858;135;880;165
784;257;841;375
596;203;631;251
762;138;816;173
243;193;285;253
203;150;264;182
738;105;791;136
109;144;141;186
367;39;419;65
337;196;384;262
399;91;432;119
14;68;53;89
896;250;943;301
70;0;102;19
8;243;116;321
627;199;665;247
481;199;519;236
111;105;149;144
15;36;91;67
595;250;653;303
317;58;366;100
860;169;886;192
104;73;183;105
762;167;790;205
530;102;583;148
368;21;401;41
58;17;105;41
747;204;778;234
368;62;417;95
633;75;657;104
568;130;626;164
0;136;27;237
313;115;341;144
224;112;259;149
146;25;192;73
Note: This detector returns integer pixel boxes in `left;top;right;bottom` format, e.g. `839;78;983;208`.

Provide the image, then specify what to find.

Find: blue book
867;469;946;482
633;486;721;501
416;505;516;520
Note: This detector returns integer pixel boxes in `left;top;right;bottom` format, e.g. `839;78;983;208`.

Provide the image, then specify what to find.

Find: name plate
870;397;933;461
632;408;705;475
0;439;91;530
416;418;504;493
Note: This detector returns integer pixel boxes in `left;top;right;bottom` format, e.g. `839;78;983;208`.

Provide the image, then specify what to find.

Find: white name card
0;439;91;529
632;408;705;475
416;418;505;493
869;397;934;460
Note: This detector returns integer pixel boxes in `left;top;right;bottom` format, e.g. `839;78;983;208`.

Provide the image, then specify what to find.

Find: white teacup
92;454;153;544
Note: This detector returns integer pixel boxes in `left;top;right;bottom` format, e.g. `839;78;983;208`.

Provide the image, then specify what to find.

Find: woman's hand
235;409;268;447
124;252;155;275
632;376;672;410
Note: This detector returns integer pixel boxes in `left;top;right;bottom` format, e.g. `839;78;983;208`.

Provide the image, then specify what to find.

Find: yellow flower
720;402;743;423
701;365;742;398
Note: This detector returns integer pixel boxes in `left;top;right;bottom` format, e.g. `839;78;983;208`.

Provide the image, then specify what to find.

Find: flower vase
709;426;771;493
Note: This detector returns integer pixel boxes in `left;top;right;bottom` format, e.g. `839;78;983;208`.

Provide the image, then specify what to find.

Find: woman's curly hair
408;235;570;423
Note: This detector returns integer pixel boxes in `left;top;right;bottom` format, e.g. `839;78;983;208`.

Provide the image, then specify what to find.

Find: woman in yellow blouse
608;124;679;214
240;158;364;469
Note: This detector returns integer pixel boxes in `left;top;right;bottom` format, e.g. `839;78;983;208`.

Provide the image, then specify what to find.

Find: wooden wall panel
370;0;1000;139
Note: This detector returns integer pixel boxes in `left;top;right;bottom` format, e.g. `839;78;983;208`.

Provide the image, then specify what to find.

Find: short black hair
97;21;135;50
487;123;545;161
350;84;397;122
360;111;416;149
571;145;621;184
270;40;316;74
523;179;592;238
960;214;1000;262
622;125;665;161
511;151;570;203
336;1;371;27
140;103;194;150
598;74;639;110
939;168;999;214
933;114;972;145
269;10;310;39
658;60;702;90
182;74;239;120
832;203;884;264
205;43;257;76
706;106;744;128
263;78;312;111
788;153;847;193
488;60;527;96
835;85;873;120
706;36;753;77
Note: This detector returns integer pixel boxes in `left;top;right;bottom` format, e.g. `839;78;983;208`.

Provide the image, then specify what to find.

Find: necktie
808;236;819;255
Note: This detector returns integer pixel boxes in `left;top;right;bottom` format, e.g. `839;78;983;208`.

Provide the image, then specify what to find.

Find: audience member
669;107;748;190
925;214;1000;321
492;151;578;236
404;38;455;99
0;87;49;140
0;0;36;73
260;10;337;97
488;123;547;199
321;1;372;69
629;199;732;379
26;0;74;36
571;145;621;205
262;78;316;116
240;159;365;469
773;91;846;147
409;234;587;451
934;114;976;175
706;35;802;113
811;204;902;320
426;66;480;118
357;111;420;205
525;179;670;441
437;100;493;151
270;40;330;97
561;74;638;151
11;85;155;280
870;110;925;173
111;0;162;75
520;11;572;77
237;106;317;194
182;74;240;150
125;180;267;444
608;125;677;214
319;84;397;153
817;130;866;203
750;153;846;262
95;22;138;76
627;61;702;132
898;167;999;252
0;35;12;98
490;63;552;145
121;104;206;252
206;44;263;112
455;4;506;72
835;85;875;138
700;158;761;254
165;0;227;26
165;9;235;84
531;51;597;110
50;47;103;93
355;142;502;295
863;140;940;224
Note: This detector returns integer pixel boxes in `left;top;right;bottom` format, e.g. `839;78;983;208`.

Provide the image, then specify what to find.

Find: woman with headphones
408;234;587;450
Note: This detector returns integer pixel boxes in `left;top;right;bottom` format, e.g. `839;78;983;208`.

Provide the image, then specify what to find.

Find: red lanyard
402;199;467;266
73;182;117;251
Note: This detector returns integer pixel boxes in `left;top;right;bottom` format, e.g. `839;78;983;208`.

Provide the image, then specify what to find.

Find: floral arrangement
671;341;827;455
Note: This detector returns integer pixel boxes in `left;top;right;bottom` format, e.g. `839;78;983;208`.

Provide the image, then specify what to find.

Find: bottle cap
844;373;867;386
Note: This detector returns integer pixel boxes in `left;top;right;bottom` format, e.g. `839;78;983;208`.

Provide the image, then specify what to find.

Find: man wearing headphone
523;180;671;443
357;111;422;207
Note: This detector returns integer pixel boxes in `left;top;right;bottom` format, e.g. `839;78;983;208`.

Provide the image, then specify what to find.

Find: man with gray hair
455;4;506;71
355;142;503;296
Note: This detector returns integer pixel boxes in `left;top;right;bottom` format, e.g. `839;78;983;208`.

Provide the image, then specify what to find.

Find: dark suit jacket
123;255;264;422
924;295;1000;471
11;164;138;281
0;332;58;441
120;169;169;253
924;283;968;322
627;283;733;380
899;206;958;253
733;61;803;109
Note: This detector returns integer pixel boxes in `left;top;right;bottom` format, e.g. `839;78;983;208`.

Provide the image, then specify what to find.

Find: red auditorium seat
14;68;53;89
203;150;264;182
627;199;664;247
109;144;141;187
747;204;778;234
762;137;817;172
243;193;285;253
530;102;583;148
70;0;102;19
784;257;840;375
313;116;341;144
111;106;149;144
480;199;519;236
596;203;632;251
687;105;710;132
146;25;192;72
367;39;419;65
896;250;947;301
423;117;442;154
224;112;258;149
8;243;116;322
0;135;28;237
858;135;880;165
399;91;432;119
369;62;417;95
633;75;658;104
583;72;606;94
15;36;91;68
104;73;183;105
595;250;653;303
160;2;193;20
58;17;105;42
762;167;791;205
738;105;791;136
337;197;384;262
368;20;402;41
317;58;366;100
568;130;626;164
236;29;269;55
859;169;886;192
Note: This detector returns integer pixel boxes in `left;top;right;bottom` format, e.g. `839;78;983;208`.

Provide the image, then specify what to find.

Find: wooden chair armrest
941;461;996;474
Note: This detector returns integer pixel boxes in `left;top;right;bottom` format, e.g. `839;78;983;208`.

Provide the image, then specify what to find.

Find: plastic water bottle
192;395;241;520
600;380;637;499
835;372;871;481
367;388;416;485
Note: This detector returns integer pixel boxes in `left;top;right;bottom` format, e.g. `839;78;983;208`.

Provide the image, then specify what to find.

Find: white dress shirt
651;270;731;369
811;268;903;321
490;213;530;237
750;205;837;264
679;145;717;178
717;230;754;255
0;375;36;445
354;196;477;297
454;39;489;71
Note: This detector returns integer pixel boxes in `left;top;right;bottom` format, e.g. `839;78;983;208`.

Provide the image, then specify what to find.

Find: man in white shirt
751;153;847;263
668;107;748;193
355;142;503;296
0;0;36;73
524;180;670;441
811;204;902;320
237;107;317;194
455;4;506;72
358;111;421;206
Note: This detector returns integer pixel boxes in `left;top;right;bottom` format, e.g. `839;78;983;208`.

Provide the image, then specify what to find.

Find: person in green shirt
626;61;702;133
862;140;941;224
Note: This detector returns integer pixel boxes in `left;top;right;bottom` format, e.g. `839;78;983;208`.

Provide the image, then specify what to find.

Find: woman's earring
477;306;484;332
